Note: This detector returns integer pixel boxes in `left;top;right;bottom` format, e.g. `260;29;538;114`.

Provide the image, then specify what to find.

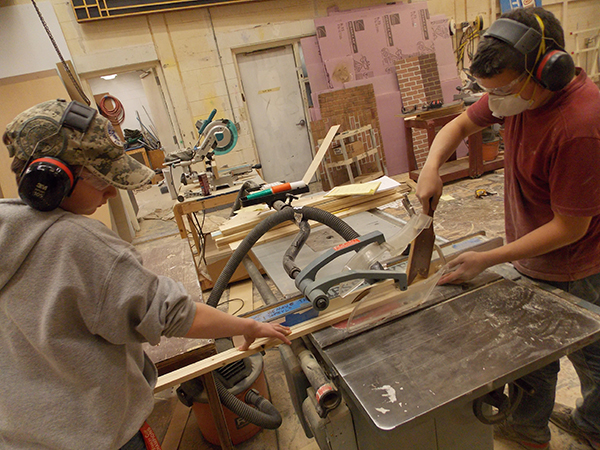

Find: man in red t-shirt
416;6;600;450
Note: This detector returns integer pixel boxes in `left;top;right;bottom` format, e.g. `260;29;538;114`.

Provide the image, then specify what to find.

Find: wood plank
220;183;410;235
224;192;405;250
155;278;405;392
219;188;401;237
202;371;233;449
160;401;191;450
56;60;89;105
302;124;340;185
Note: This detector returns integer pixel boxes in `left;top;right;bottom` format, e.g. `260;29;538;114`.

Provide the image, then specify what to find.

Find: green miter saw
163;109;238;195
194;108;238;157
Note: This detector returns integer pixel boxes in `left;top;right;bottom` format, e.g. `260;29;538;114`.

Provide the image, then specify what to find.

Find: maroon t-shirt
467;69;600;281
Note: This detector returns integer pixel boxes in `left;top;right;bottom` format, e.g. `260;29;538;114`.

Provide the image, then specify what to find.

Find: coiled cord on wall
99;95;125;126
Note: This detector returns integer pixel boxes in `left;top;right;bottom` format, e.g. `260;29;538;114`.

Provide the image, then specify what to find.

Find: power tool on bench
162;109;238;199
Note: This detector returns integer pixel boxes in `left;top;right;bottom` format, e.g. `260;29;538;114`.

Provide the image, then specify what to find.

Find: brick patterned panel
396;56;425;109
310;84;385;190
396;54;444;169
418;54;443;104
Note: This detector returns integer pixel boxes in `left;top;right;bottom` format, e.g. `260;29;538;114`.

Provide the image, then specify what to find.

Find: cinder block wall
3;0;599;178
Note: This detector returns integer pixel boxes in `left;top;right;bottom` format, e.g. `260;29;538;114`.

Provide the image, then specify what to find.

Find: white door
139;67;180;154
238;45;313;183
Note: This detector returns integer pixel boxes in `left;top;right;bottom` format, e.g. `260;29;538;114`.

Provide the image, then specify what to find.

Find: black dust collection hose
177;375;282;429
207;205;359;308
202;202;359;427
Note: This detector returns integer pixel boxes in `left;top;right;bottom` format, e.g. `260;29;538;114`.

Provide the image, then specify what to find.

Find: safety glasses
477;72;527;96
79;168;112;191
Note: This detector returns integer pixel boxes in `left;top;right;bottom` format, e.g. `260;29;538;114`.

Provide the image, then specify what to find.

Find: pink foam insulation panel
303;2;461;175
314;2;434;83
300;36;330;94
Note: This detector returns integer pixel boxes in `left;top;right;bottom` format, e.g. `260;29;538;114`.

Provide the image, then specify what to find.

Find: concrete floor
131;171;594;450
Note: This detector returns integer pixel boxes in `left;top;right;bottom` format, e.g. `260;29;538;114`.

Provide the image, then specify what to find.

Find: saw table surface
251;210;434;299
309;273;600;432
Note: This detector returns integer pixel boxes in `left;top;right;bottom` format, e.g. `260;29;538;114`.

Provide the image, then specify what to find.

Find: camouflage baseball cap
3;99;154;189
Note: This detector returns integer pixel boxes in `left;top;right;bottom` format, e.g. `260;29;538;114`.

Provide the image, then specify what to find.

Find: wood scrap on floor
160;401;191;450
228;280;253;317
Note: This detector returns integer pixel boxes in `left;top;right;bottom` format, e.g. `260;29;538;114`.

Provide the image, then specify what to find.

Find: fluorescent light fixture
101;74;117;80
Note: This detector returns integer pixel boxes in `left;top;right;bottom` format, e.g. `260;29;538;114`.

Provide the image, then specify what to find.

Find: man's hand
238;321;292;351
415;165;443;212
438;251;491;285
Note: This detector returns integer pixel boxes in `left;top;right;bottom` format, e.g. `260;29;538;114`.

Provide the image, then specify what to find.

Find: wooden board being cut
154;277;403;392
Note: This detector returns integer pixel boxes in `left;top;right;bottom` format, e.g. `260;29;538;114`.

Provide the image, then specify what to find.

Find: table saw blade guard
339;214;432;298
345;264;448;335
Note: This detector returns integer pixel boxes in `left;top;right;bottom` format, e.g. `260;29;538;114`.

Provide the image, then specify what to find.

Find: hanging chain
31;0;91;105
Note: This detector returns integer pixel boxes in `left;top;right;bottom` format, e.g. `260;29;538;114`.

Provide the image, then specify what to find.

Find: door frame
232;37;317;180
80;61;184;153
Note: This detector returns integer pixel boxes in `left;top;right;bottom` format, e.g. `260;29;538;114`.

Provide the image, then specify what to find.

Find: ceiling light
101;74;117;80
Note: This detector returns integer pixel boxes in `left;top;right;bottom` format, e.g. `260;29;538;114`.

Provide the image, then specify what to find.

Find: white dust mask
488;94;534;118
487;75;538;118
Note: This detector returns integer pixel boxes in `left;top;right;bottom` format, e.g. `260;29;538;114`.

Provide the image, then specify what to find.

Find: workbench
172;170;264;289
404;107;504;184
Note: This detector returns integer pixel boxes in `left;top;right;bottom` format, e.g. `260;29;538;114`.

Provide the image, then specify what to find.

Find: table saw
250;211;600;450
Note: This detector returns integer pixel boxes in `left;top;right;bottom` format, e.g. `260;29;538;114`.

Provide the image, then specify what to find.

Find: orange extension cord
99;94;125;126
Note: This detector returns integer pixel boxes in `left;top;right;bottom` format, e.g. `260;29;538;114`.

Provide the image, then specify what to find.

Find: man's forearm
481;214;592;268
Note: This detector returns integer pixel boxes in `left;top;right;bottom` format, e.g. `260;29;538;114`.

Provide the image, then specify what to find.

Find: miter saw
162;109;238;200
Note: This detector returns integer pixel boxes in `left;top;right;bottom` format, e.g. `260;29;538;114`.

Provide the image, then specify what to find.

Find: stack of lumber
213;183;411;249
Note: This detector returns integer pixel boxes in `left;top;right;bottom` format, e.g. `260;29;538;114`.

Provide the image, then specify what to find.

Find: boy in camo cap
0;100;291;449
5;98;154;189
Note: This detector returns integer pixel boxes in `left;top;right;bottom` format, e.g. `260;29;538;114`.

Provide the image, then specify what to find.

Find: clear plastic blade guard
344;264;449;335
338;214;433;298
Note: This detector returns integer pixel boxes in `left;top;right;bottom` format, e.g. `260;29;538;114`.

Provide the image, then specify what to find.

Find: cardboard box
201;234;263;291
346;140;366;158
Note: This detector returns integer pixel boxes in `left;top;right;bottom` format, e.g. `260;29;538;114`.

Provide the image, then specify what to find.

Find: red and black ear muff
18;157;76;212
534;48;575;91
17;101;97;212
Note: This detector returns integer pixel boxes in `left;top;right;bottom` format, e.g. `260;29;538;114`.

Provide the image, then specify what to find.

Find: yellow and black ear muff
484;15;575;91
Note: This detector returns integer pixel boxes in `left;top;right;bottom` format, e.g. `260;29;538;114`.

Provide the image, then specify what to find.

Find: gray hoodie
0;199;196;449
